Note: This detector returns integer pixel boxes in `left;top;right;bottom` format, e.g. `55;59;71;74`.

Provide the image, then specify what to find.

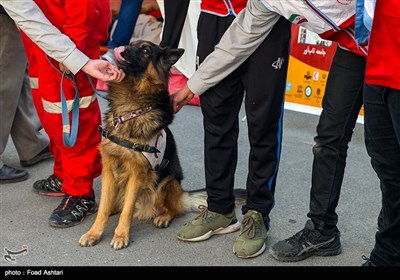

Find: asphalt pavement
0;96;381;273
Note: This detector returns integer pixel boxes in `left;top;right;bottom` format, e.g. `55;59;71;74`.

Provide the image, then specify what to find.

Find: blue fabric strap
60;72;80;147
45;55;100;148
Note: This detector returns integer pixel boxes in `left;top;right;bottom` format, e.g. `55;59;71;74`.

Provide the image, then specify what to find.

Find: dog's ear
163;48;185;68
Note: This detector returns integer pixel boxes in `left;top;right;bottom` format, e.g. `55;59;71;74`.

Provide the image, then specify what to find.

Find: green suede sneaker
177;205;240;242
233;210;267;259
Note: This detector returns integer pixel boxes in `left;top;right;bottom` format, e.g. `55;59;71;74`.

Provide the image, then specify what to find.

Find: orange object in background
285;25;364;116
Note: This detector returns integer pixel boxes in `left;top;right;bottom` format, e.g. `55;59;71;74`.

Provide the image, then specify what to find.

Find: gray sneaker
177;206;240;242
269;220;342;262
233;210;267;258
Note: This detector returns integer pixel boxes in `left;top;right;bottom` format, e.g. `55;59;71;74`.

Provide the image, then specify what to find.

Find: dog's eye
141;47;150;55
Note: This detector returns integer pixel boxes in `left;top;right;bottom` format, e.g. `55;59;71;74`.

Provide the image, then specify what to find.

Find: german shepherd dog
79;40;206;250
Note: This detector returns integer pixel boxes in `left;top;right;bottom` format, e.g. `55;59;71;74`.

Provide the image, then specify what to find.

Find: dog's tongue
114;46;126;62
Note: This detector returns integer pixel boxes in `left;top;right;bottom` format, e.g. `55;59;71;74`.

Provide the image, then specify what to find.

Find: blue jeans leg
107;0;143;49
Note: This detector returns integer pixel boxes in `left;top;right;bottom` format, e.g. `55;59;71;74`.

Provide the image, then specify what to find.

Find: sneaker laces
241;214;257;238
362;255;375;266
191;205;226;225
287;228;311;245
197;205;208;218
184;204;209;228
186;205;210;224
55;195;94;216
196;205;219;223
56;195;77;212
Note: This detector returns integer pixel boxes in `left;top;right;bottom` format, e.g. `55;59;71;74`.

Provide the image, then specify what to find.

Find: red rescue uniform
22;0;111;197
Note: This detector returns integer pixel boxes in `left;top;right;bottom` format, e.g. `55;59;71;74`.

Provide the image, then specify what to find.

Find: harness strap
113;106;153;128
98;126;160;153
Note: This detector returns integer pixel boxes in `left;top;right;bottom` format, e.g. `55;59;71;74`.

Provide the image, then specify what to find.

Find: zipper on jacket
303;0;341;32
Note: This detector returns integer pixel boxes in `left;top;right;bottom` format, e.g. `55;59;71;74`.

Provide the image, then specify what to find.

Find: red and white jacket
201;0;247;17
188;0;368;95
262;0;367;57
365;0;400;90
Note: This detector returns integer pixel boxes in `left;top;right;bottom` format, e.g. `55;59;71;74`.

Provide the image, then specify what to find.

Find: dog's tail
181;188;246;212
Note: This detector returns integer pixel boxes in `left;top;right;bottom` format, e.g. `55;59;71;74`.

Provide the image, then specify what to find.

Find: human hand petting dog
59;60;125;82
81;59;125;82
171;84;195;113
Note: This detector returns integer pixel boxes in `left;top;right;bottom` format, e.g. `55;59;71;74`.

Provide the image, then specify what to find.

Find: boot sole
20;153;53;167
0;173;29;184
34;190;65;197
233;243;266;259
269;246;342;262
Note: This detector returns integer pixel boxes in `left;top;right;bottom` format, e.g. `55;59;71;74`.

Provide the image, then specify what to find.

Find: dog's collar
98;126;160;153
113;106;153;128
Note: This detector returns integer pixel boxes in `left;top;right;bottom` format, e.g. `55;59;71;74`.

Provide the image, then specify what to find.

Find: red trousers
22;35;102;197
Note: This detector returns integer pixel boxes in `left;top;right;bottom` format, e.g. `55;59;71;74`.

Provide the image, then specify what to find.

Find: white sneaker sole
233;243;266;259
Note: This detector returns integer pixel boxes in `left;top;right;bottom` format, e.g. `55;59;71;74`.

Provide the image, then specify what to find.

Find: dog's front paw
110;234;130;250
153;215;172;228
79;232;101;247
